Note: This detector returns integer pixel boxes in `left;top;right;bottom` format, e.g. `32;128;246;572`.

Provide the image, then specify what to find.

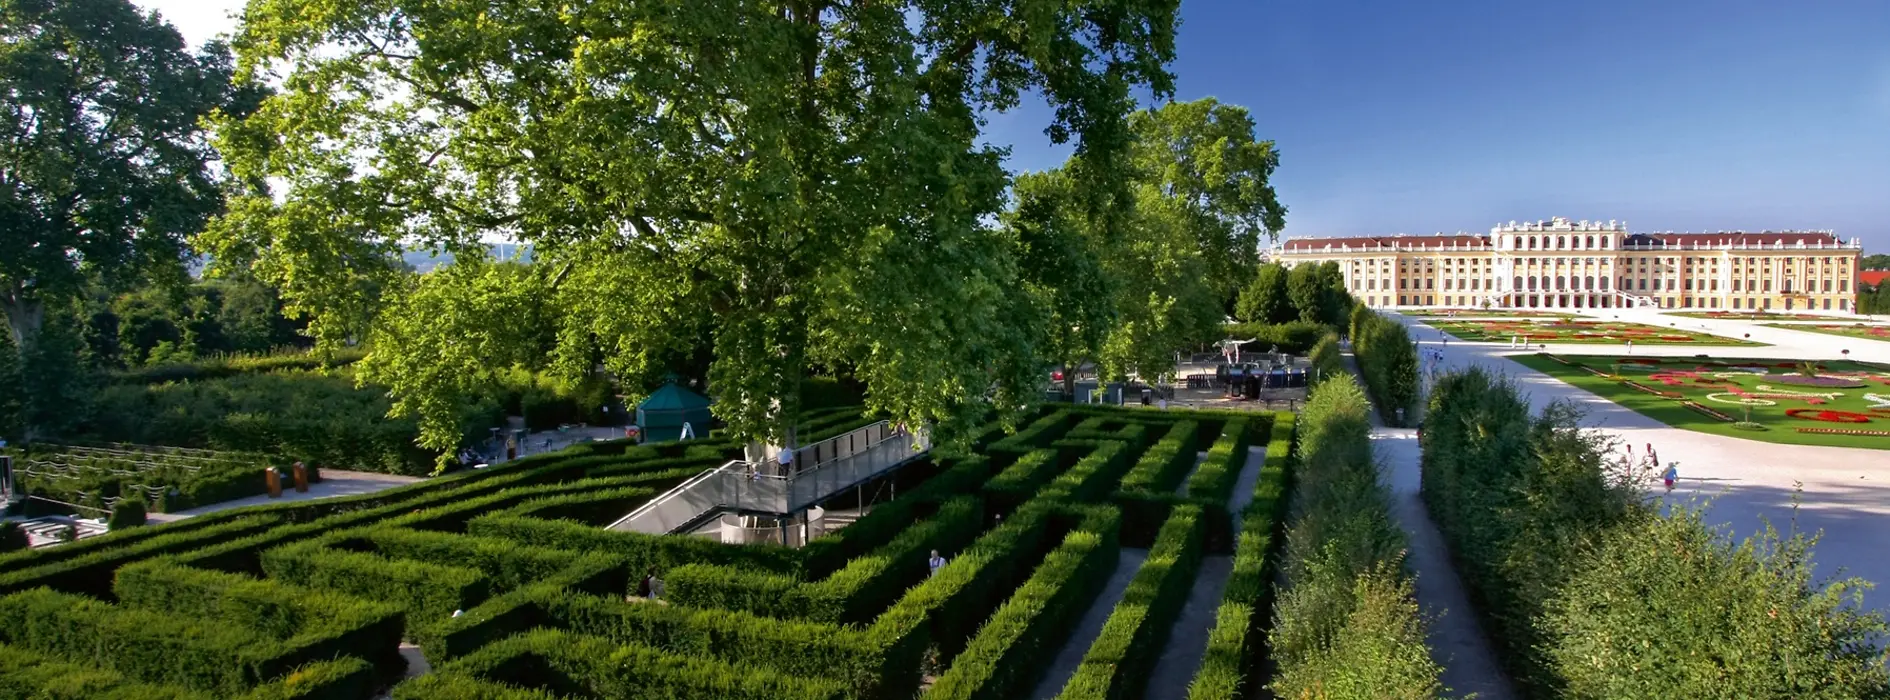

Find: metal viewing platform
606;421;929;538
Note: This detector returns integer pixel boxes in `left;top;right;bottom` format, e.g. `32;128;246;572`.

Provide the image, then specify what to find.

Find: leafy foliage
1350;308;1419;426
107;498;147;530
1235;263;1292;324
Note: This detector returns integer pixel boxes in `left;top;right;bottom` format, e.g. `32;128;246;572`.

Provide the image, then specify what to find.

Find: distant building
1271;217;1863;312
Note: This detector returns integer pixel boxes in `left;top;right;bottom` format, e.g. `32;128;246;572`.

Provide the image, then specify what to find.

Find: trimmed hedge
466;511;801;578
108;497;147;530
1183;417;1259;507
0;588;308;695
260;542;491;631
801;455;995;579
113;560;405;678
409;628;848;699
357;527;585;591
1269;377;1439;698
925;526;1120;699
988;410;1074;453
1187;412;1295;700
0;642;376;700
1117;420;1199;494
0;514;283;598
417;552;630;662
1350;308;1419;426
982;449;1061;516
1052;504;1207;699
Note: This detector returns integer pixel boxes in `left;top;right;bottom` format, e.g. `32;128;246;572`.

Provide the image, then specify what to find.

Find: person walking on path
928;549;946;578
1662;462;1679;492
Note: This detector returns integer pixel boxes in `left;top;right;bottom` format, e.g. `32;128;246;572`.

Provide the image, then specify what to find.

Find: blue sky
145;0;1890;251
984;0;1890;250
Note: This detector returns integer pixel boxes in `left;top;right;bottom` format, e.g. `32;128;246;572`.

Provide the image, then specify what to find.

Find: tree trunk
1;294;43;351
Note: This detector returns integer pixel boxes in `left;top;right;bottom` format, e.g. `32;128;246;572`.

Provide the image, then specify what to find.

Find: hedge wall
1186;413;1295;700
0;642;374;700
1051;504;1206;699
1349;308;1419;426
414;628;848;700
259;542;491;632
1268;377;1439;698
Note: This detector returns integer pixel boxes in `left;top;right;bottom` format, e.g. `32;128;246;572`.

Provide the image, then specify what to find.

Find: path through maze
0;404;1294;700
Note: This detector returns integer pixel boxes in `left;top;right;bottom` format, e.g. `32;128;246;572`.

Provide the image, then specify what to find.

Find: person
1661;462;1679;492
1626;339;1634;355
928;549;946;578
638;568;664;600
778;444;795;476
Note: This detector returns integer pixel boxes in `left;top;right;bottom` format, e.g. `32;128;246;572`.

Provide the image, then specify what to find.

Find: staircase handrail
606;459;745;531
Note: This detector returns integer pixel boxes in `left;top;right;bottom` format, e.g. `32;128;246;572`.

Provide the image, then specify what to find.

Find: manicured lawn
1760;323;1890;343
1427;319;1766;346
1666;311;1845;321
1506;353;1890;450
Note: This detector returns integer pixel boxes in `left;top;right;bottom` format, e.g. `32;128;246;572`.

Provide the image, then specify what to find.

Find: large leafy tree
0;0;255;351
204;0;1180;456
1007;169;1111;399
1236;262;1291;324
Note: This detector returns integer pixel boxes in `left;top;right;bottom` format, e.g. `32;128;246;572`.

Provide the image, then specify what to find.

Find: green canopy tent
635;380;713;443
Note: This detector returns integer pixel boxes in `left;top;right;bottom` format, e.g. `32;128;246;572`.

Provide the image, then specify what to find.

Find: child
1661;462;1678;492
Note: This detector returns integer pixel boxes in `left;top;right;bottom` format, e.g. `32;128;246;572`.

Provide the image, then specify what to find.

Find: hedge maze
0;404;1295;699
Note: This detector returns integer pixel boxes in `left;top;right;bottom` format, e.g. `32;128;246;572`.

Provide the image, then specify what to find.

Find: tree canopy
202;0;1183;456
0;0;257;349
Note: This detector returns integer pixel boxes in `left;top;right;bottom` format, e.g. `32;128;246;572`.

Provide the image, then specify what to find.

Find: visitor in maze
929;549;947;578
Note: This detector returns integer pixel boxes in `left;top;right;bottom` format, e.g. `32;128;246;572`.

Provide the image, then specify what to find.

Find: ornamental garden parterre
1507;354;1890;449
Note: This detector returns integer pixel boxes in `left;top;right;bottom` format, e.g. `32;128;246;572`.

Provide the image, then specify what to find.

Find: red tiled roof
1282;234;1488;253
1621;232;1842;247
1862;271;1890;286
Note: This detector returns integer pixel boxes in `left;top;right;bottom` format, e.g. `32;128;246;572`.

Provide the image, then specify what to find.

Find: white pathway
1397;309;1890;621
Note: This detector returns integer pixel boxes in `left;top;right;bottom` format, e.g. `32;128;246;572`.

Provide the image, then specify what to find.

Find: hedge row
0;514;283;599
113;559;405;678
1349;306;1419;426
0;587;343;695
1116;420;1199;495
1051;503;1207;699
466;510;802;579
1186;413;1295;700
404;628;847;700
1308;332;1344;387
924;523;1121;699
1269;377;1440;698
800;455;994;579
988;409;1074;453
0;642;374;700
666;496;985;624
417;552;630;662
260;543;491;632
1183;416;1258;507
982;448;1062;516
1423;367;1890;697
1064;415;1150;447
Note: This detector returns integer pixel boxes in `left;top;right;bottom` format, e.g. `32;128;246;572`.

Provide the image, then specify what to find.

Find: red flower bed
1784;409;1872;424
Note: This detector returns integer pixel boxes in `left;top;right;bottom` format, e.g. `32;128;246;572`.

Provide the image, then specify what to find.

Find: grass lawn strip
1758;323;1890;343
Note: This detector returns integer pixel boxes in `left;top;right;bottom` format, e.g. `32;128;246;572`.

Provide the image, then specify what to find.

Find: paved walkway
1398;309;1890;624
146;470;422;524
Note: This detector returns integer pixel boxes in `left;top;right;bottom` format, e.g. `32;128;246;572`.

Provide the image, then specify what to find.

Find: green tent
636;380;713;443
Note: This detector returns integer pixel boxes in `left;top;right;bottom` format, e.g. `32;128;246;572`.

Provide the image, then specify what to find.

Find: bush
1544;506;1890;698
0;515;283;599
1222;320;1329;355
107;498;148;530
259;542;492;630
1268;378;1440;699
0;641;213;700
1308;332;1344;387
1351;308;1419;426
1419;368;1638;695
0;588;305;695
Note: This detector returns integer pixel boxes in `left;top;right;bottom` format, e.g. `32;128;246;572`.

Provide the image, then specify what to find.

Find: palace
1270;217;1863;312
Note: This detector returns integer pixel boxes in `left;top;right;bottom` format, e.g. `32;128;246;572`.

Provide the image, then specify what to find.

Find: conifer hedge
1052;504;1206;699
1349;308;1419;426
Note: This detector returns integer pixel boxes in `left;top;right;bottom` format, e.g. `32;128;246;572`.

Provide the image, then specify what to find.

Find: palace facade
1270;217;1863;312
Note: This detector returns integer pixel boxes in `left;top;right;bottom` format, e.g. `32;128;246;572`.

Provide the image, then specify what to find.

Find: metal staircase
606;421;929;536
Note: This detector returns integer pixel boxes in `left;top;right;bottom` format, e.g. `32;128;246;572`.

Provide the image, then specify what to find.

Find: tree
1;0;257;354
1860;254;1890;271
1236;263;1291;324
1288;263;1327;324
1007;170;1112;400
1125;98;1287;304
1316;261;1353;326
204;0;1181;455
0;329;21;442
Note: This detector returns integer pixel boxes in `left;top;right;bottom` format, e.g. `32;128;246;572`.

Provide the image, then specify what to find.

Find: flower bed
1784;409;1872;424
1622;381;1682;399
1680;401;1734;422
1795;427;1890;437
1769;375;1867;389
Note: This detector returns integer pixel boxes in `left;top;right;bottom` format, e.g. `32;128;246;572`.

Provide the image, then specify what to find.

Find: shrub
1309;332;1344;387
107;498;148;530
1544;507;1890;698
0;515;282;598
1351;309;1419;426
1186;412;1294;700
418;628;847;699
259;542;491;630
0;641;213;700
1269;377;1440;699
0;588;302;695
1221;320;1329;355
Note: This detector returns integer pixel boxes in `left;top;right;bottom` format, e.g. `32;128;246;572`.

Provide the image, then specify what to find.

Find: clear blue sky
983;0;1890;251
146;0;1890;252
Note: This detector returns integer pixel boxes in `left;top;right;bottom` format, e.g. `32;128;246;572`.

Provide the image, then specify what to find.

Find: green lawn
1759;323;1890;343
1505;353;1890;450
1427;319;1766;346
